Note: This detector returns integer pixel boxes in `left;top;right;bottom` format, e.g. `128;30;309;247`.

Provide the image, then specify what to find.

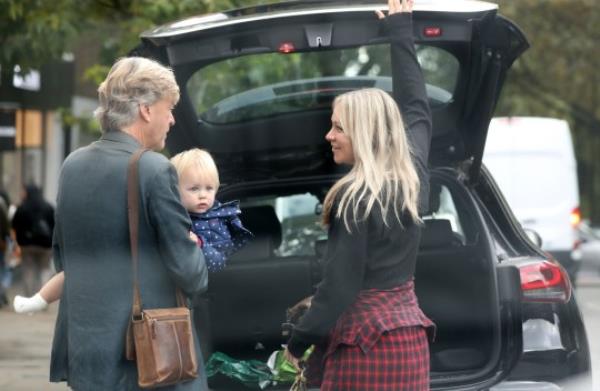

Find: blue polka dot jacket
190;200;253;272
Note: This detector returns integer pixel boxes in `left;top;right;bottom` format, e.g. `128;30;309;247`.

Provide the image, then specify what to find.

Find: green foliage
0;0;267;137
0;0;267;72
83;64;112;86
90;0;274;61
0;0;79;72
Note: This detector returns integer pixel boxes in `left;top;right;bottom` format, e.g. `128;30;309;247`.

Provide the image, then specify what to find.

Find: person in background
284;1;435;390
49;56;209;391
11;184;54;297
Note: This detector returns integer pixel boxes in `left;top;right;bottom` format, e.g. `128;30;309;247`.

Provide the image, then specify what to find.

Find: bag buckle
132;313;144;322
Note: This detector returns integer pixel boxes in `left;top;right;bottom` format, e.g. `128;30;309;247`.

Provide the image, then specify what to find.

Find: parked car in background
136;1;591;389
483;117;582;283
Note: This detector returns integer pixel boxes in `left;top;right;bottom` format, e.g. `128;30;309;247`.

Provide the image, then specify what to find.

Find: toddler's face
179;168;217;214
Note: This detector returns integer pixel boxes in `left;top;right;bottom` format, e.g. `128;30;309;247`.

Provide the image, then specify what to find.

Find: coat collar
98;130;142;154
189;200;241;220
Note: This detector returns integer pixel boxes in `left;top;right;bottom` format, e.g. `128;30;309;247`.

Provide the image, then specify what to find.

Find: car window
241;192;327;257
423;183;466;242
240;182;469;258
187;44;458;124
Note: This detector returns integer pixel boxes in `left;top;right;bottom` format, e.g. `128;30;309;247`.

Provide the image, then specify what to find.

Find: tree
0;0;265;133
1;0;266;76
0;0;79;72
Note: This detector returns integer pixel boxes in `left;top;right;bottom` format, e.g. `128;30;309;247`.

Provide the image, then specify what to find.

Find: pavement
575;265;600;391
0;298;69;391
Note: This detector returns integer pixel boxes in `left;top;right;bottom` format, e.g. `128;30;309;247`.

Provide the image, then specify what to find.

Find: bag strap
127;149;186;320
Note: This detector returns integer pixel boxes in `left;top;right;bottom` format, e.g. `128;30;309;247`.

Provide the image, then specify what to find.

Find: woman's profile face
325;106;354;165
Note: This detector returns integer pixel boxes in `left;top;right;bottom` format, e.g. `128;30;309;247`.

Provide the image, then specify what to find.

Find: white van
483;117;581;281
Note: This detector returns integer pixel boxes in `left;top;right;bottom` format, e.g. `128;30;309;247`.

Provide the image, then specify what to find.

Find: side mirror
523;228;543;248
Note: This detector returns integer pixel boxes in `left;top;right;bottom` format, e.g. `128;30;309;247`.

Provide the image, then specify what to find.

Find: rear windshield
187;44;459;124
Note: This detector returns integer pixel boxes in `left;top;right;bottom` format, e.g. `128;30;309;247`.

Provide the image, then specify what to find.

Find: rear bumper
491;381;561;390
490;375;593;390
506;294;592;391
506;349;592;389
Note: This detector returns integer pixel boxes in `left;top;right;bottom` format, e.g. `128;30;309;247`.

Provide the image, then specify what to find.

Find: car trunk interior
196;171;502;390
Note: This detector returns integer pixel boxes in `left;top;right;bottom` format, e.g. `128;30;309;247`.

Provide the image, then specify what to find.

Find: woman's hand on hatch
376;0;414;19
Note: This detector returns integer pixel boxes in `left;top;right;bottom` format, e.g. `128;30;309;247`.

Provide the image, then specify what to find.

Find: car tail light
278;42;295;53
570;206;581;227
519;260;571;303
423;27;442;37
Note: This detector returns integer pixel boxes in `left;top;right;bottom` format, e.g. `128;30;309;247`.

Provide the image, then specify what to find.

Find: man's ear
139;104;151;122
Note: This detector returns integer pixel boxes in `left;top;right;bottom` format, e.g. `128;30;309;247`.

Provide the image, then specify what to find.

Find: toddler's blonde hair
170;148;220;189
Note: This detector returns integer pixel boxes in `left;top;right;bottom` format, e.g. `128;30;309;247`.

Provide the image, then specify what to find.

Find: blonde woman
285;0;434;390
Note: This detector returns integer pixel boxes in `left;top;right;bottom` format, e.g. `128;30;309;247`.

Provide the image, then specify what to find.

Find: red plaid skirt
307;281;434;391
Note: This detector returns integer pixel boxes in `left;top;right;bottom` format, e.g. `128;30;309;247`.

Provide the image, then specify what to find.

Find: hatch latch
304;24;333;48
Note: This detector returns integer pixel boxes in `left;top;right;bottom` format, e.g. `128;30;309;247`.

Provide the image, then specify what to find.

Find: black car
136;1;592;389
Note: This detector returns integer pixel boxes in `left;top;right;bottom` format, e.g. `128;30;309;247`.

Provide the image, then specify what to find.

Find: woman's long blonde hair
322;88;420;231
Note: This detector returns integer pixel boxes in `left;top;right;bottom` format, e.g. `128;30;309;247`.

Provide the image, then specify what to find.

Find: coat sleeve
146;161;208;297
52;175;64;273
287;214;369;357
52;221;63;273
387;12;433;214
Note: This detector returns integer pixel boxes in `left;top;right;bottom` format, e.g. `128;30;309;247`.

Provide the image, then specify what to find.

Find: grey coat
49;131;209;391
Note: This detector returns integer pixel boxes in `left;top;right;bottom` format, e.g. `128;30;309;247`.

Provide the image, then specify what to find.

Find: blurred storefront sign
12;66;41;92
0;61;73;110
0;60;74;203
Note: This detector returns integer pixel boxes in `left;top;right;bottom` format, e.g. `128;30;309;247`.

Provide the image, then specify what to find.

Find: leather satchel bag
124;149;198;388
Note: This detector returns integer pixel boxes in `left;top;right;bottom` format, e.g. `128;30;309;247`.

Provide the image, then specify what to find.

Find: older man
50;57;209;391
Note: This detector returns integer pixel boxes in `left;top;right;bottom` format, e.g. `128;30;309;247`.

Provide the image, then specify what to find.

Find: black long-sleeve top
287;12;432;358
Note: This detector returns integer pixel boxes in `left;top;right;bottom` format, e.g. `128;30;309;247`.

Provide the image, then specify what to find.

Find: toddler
14;148;252;314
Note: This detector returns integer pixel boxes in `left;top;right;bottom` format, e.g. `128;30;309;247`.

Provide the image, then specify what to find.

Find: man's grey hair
94;57;180;132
